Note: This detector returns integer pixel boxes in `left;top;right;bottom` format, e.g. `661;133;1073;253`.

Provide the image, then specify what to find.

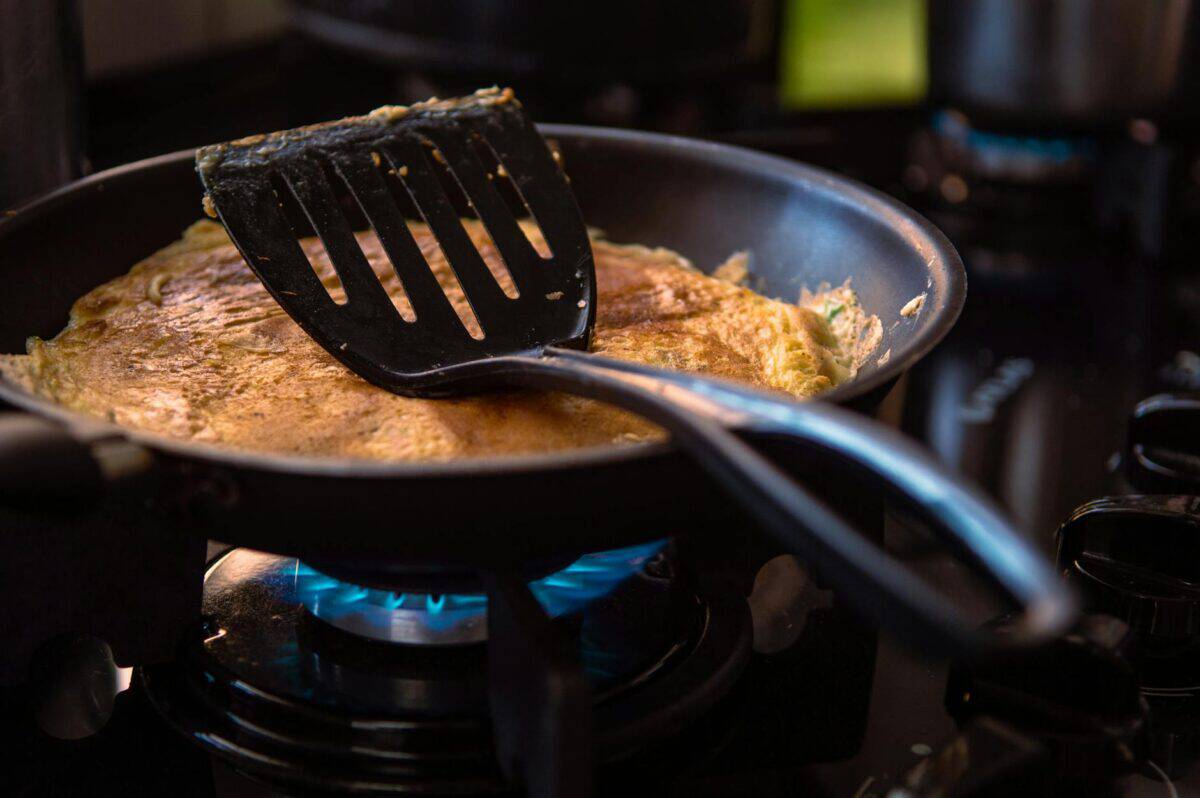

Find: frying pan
0;125;1073;657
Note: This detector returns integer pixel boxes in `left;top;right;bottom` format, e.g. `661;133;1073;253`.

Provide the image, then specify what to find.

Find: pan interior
0;127;962;474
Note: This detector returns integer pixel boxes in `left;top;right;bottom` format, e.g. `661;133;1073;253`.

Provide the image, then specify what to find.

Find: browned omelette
0;220;880;461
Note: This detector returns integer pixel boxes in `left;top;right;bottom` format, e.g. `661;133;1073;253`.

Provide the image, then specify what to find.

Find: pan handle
494;350;1076;660
0;412;151;509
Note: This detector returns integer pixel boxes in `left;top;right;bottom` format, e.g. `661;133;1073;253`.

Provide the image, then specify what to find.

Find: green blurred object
780;0;927;109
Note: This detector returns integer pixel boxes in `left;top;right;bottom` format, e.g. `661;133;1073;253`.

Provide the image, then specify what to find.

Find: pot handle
0;412;151;509
506;349;1077;660
1126;393;1200;492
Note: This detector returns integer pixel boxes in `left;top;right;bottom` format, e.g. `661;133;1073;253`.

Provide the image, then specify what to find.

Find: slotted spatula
196;87;1072;658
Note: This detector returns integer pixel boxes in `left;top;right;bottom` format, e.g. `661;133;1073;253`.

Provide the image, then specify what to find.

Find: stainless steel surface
929;0;1197;126
0;0;84;206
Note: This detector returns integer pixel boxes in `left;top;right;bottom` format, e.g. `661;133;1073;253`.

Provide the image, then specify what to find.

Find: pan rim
0;125;964;479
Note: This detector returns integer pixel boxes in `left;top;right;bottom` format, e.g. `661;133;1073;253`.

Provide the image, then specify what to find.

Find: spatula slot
382;141;518;339
425;143;475;218
267;171;349;306
324;157;417;323
331;152;477;341
368;150;485;339
467;135;554;260
421;139;521;301
425;129;552;305
278;158;417;326
427;138;520;300
373;156;424;222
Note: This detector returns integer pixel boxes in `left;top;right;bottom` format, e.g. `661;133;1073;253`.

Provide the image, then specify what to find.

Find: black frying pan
0;126;1073;657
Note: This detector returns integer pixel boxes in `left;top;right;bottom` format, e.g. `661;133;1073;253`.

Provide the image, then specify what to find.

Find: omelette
0;219;880;461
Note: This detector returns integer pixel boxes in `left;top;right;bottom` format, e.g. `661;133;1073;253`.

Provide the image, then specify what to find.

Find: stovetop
6;532;1188;797
7;37;1200;797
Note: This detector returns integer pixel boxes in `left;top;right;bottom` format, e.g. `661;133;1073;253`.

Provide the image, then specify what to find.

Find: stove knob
1126;394;1200;493
1057;495;1200;776
945;614;1147;791
1057;495;1200;685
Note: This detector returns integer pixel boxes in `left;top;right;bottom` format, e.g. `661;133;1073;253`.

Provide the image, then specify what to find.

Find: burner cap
296;541;666;646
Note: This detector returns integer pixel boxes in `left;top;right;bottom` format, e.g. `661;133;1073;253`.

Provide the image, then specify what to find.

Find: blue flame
291;540;665;639
932;109;1096;163
526;543;666;617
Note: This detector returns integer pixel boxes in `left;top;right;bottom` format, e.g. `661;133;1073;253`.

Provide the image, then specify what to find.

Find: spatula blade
196;88;595;396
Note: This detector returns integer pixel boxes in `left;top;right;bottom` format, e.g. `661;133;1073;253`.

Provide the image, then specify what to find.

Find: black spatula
196;88;1072;658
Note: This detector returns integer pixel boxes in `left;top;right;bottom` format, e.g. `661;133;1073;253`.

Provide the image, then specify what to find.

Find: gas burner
927;110;1097;185
141;546;751;793
903;110;1101;238
296;541;667;646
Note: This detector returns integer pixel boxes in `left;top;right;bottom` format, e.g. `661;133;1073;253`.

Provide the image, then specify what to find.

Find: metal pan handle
496;349;1077;660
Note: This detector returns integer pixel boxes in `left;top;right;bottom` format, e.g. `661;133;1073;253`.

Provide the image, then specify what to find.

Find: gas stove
7;464;1200;798
7;34;1200;796
8;533;883;797
8;510;1198;797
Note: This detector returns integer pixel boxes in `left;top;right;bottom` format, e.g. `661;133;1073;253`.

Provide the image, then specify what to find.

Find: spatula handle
493;349;1076;660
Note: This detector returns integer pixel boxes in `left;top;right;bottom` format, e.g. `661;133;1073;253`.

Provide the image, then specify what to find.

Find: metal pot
288;0;778;80
928;0;1199;129
0;0;84;206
